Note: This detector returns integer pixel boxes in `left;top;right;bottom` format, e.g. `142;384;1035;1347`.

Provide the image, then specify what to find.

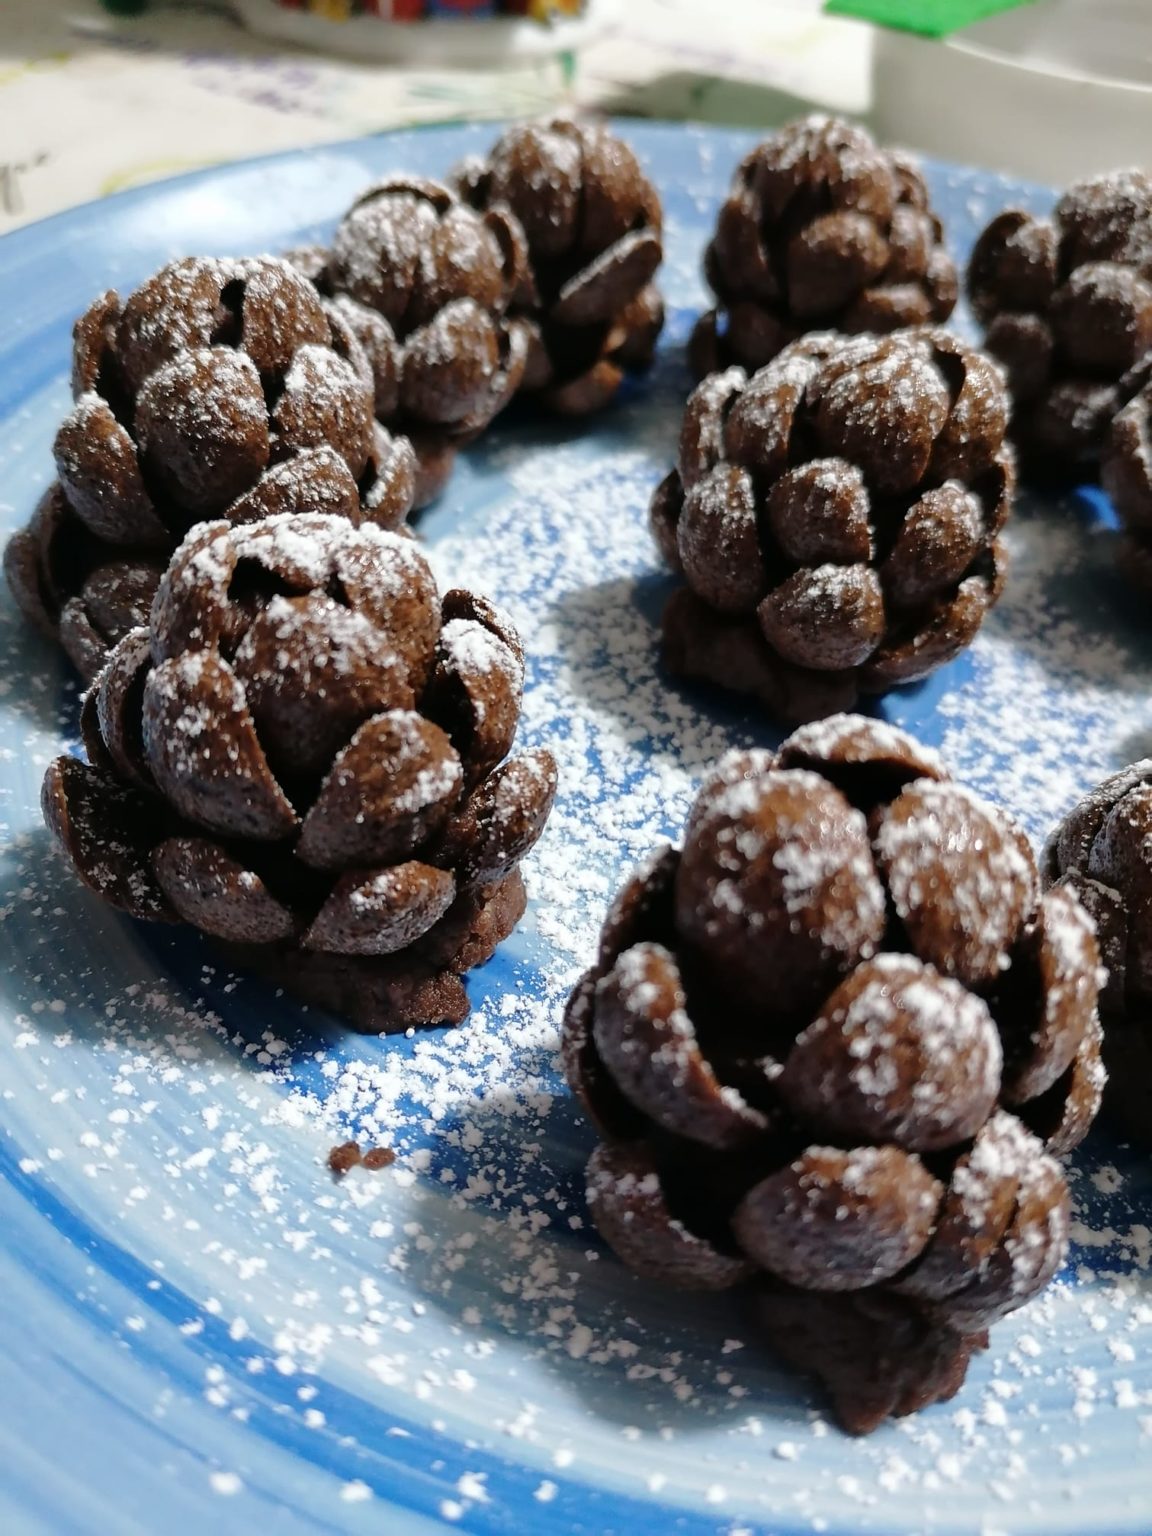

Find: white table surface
0;0;870;234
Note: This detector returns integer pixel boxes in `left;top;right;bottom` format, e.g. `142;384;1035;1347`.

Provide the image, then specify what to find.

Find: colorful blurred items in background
254;0;586;16
226;0;600;66
266;1;481;15
503;1;587;15
98;0;588;15
824;0;1033;37
422;1;499;16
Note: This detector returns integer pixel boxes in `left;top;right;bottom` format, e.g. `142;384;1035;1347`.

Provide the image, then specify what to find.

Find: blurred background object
227;0;610;67
2;0;1147;235
826;0;1037;35
1;0;867;232
868;0;1152;182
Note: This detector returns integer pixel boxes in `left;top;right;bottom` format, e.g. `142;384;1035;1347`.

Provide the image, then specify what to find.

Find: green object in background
825;0;1036;37
98;0;151;13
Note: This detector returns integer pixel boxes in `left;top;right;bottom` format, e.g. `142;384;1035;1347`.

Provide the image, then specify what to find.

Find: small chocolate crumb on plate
327;1141;363;1175
328;1141;395;1175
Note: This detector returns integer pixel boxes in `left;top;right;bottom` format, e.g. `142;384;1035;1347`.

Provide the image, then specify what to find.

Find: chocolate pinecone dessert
1048;761;1152;1143
650;328;1013;724
564;717;1104;1433
43;512;557;1032
1103;353;1152;581
455;116;665;415
5;256;414;683
691;115;958;379
968;169;1152;479
291;176;529;507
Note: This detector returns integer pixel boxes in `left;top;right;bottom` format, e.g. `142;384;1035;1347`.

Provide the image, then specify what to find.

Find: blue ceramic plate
1;123;1150;1536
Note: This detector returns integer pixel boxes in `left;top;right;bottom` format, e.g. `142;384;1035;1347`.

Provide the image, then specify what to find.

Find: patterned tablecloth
0;0;871;233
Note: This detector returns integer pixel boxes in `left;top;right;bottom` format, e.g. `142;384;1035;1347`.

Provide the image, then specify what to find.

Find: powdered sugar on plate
0;126;1151;1536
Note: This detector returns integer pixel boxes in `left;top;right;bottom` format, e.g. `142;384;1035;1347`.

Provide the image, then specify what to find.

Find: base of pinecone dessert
688;306;796;382
1024;402;1123;487
662;588;858;725
1000;380;1128;489
1095;1018;1152;1147
3;486;164;683
405;431;456;511
399;344;529;508
221;869;526;1034
517;285;665;418
1103;370;1152;573
749;1286;987;1437
1115;534;1152;596
661;586;993;726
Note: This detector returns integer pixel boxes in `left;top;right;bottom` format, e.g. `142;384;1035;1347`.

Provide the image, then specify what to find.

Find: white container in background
872;0;1152;183
230;0;615;66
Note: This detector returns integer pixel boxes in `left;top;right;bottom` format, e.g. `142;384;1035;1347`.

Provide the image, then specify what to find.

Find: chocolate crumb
328;1141;395;1175
327;1141;362;1175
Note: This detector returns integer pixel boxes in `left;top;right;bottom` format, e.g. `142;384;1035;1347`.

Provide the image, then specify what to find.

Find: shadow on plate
546;567;785;800
985;486;1150;694
0;597;83;741
388;1081;834;1436
383;1055;1152;1448
462;326;695;479
1114;729;1152;766
0;818;819;1428
544;564;955;769
0;824;363;1063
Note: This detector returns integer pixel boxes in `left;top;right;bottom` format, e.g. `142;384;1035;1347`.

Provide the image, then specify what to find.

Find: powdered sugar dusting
242;591;398;682
440;616;524;706
784;712;946;778
1;127;1151;1535
796;953;1002;1144
875;777;1036;977
1056;168;1152;273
